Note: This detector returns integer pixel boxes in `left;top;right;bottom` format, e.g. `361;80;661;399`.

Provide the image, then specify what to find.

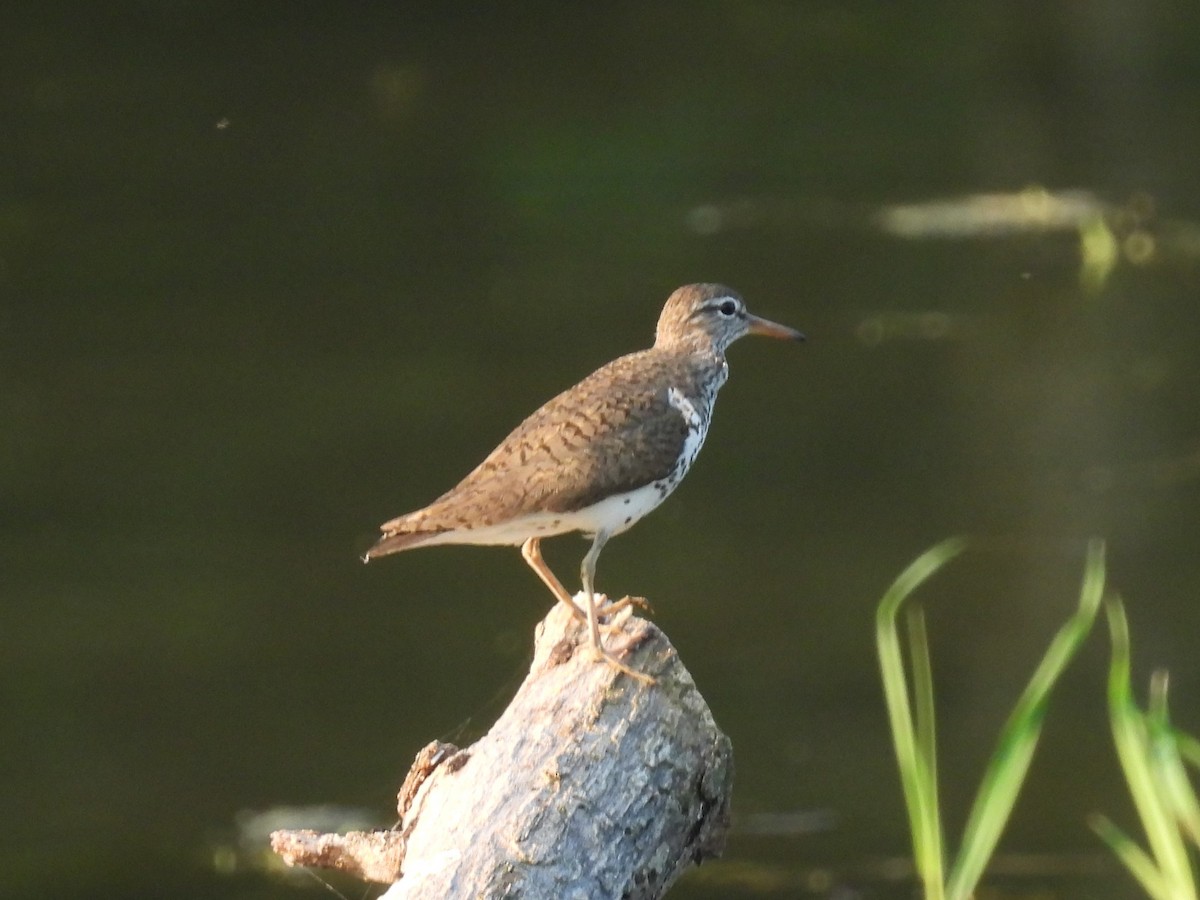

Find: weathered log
272;600;733;898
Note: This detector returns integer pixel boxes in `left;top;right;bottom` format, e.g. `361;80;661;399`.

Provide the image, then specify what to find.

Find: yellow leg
581;531;655;685
520;537;586;622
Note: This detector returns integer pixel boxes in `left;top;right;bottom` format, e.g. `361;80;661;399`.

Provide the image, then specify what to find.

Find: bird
364;283;804;682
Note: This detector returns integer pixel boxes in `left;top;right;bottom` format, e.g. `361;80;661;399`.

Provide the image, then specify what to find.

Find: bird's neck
661;346;729;405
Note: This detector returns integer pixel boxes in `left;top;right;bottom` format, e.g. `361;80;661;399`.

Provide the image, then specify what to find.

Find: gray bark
271;601;733;899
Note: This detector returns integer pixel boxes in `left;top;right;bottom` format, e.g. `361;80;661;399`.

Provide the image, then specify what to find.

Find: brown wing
380;349;699;534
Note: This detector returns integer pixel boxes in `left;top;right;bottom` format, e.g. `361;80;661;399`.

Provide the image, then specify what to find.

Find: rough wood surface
271;600;733;899
270;828;406;884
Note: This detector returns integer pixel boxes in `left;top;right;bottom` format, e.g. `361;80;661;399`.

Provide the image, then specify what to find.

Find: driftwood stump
271;599;733;898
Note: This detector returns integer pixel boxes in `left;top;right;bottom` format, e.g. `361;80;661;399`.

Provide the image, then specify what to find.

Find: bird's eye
718;299;738;317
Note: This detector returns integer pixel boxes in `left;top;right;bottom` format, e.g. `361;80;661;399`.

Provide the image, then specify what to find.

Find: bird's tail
361;528;442;563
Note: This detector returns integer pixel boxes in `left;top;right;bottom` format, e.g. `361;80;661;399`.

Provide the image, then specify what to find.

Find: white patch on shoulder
667;386;702;428
666;385;709;481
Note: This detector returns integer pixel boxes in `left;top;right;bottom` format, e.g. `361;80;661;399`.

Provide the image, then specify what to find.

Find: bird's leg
579;530;608;654
521;537;587;622
581;531;655;685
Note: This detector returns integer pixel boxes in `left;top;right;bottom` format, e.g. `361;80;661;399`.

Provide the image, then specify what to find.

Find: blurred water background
5;2;1200;898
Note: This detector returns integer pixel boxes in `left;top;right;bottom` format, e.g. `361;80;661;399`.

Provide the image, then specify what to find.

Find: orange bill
746;314;806;342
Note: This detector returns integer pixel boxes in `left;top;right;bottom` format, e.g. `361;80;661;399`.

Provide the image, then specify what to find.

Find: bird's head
654;283;805;354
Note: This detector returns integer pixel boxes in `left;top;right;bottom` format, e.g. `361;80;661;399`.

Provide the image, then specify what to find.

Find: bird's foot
600;594;653;617
567;590;606;623
568;591;656;683
589;641;656;685
570;591;653;629
595;595;653;635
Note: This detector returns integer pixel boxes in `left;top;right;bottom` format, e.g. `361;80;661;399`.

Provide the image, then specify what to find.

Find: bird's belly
417;477;685;548
572;479;677;537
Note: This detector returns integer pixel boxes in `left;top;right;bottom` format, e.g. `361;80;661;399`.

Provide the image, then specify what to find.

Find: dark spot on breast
623;498;631;505
624;516;632;525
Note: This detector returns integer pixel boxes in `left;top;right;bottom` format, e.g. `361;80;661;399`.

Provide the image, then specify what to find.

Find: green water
6;3;1200;898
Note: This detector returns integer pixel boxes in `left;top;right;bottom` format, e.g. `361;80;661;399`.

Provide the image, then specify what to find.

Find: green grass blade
876;537;967;898
1146;674;1200;848
1104;598;1197;899
946;539;1107;900
1176;731;1200;770
1153;732;1200;849
908;604;942;871
1090;813;1174;900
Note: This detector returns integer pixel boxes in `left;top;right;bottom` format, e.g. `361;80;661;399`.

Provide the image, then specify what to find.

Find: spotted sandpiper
364;283;804;682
